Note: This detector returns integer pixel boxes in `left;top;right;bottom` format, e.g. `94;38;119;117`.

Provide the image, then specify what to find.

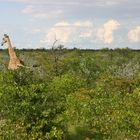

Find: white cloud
74;21;93;27
54;21;93;28
128;26;140;43
74;21;93;38
79;30;93;38
97;20;120;44
40;22;73;44
22;5;63;19
40;21;94;44
55;22;71;27
46;27;73;43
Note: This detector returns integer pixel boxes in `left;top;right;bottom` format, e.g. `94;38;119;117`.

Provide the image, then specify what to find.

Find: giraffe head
1;34;9;46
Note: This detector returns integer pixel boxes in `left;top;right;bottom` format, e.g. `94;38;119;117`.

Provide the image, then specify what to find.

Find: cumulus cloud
55;22;71;27
79;30;93;38
128;26;140;43
74;21;93;38
97;20;120;44
22;5;63;19
40;21;94;44
42;21;74;43
74;21;93;27
45;25;73;43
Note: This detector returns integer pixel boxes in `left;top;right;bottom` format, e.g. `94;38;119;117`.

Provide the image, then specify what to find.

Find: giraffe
1;34;24;70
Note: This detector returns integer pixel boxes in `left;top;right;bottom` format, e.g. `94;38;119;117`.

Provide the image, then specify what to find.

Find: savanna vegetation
0;47;140;140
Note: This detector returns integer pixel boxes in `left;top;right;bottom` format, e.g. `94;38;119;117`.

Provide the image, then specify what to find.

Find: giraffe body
8;58;23;70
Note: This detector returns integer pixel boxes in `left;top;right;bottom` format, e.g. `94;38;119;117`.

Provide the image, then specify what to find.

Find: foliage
0;48;140;140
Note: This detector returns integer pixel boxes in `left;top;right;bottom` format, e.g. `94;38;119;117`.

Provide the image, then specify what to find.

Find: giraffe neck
7;38;18;59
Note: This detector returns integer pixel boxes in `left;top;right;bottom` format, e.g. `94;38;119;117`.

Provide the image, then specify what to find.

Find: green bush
0;49;140;140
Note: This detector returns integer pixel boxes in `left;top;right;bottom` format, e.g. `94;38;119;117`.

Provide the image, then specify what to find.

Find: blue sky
0;0;140;49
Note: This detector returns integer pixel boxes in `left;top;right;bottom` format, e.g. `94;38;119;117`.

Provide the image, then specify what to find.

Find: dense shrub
0;49;140;140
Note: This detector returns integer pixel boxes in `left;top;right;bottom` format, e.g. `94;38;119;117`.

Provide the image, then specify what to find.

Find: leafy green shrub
65;87;140;139
0;49;140;140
